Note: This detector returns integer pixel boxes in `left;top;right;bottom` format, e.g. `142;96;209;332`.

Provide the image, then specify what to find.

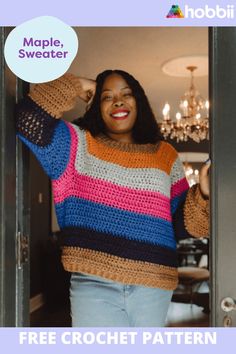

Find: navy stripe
16;97;59;147
60;227;178;267
171;190;188;215
16;97;71;180
173;198;192;241
55;197;176;249
18;119;71;180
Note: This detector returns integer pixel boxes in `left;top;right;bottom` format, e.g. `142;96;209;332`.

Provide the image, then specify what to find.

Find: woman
16;69;209;327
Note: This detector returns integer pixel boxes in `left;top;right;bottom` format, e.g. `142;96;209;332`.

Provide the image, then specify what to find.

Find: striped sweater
16;74;209;290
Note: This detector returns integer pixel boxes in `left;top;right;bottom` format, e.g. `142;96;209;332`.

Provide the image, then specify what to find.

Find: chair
172;266;210;312
177;266;209;297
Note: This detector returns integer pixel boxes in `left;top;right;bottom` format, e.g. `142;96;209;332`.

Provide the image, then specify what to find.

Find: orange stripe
62;246;178;290
86;132;177;174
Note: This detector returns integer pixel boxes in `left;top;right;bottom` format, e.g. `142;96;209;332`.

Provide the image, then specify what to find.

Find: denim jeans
70;272;173;327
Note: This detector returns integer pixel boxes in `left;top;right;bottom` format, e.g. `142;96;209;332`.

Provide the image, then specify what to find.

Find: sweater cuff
64;73;83;95
29;73;81;118
183;184;209;238
194;184;209;209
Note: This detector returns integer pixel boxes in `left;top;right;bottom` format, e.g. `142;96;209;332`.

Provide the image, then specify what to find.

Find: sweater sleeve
183;184;209;238
170;155;209;240
16;73;82;180
170;156;189;217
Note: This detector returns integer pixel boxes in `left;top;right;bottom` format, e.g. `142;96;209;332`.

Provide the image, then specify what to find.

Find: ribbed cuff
194;184;209;209
63;73;82;95
28;72;81;118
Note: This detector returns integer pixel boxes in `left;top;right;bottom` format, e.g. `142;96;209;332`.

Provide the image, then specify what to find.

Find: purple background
0;0;236;26
0;328;229;354
1;0;236;353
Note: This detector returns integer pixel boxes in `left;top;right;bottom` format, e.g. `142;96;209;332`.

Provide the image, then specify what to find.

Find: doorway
1;27;236;327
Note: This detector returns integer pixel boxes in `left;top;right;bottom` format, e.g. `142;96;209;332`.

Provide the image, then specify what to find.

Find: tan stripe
96;134;160;153
62;247;178;290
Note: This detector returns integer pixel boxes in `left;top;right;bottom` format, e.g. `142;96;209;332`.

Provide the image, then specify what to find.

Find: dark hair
74;69;163;144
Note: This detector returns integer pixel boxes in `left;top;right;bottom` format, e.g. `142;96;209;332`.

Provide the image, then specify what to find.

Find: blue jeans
70;272;173;327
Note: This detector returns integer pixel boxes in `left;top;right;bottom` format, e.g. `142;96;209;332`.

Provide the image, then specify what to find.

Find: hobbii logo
166;4;235;19
185;4;234;19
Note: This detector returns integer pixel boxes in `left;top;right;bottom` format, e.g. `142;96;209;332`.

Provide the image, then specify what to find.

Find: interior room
28;27;209;327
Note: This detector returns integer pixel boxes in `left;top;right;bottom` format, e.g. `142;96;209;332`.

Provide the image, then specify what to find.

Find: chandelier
160;66;209;143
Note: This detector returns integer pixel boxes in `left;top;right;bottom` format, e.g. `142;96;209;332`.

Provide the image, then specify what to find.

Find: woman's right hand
77;77;96;105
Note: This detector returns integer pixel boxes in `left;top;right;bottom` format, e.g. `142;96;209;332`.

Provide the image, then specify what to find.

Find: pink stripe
171;178;189;199
53;173;172;221
52;124;172;221
60;121;79;171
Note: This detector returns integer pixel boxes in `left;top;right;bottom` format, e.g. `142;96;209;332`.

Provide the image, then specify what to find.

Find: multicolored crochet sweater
16;74;209;290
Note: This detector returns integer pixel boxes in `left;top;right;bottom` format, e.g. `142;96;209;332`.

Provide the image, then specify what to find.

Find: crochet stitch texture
16;73;209;290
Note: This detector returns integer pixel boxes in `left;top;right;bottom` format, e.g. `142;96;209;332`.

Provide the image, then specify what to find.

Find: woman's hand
199;159;211;198
77;77;96;105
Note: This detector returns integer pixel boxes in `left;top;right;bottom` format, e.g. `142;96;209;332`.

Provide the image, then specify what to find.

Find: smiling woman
99;74;137;143
15;69;209;327
77;69;163;145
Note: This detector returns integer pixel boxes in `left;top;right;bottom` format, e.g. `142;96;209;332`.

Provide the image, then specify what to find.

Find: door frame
209;27;236;327
0;27;30;326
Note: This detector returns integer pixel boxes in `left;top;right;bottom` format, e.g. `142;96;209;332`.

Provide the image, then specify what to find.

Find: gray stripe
170;157;186;185
71;125;174;197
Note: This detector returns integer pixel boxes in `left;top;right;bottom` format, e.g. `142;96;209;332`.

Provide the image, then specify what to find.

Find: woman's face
100;74;137;142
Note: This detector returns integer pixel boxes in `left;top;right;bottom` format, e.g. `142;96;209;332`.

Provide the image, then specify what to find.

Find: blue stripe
171;190;188;215
18;120;71;179
55;197;176;249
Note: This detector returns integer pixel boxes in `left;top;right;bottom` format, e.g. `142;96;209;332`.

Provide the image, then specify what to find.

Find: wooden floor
166;302;209;327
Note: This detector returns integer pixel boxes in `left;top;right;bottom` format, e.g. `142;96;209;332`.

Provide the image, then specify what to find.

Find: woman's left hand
199;160;211;198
